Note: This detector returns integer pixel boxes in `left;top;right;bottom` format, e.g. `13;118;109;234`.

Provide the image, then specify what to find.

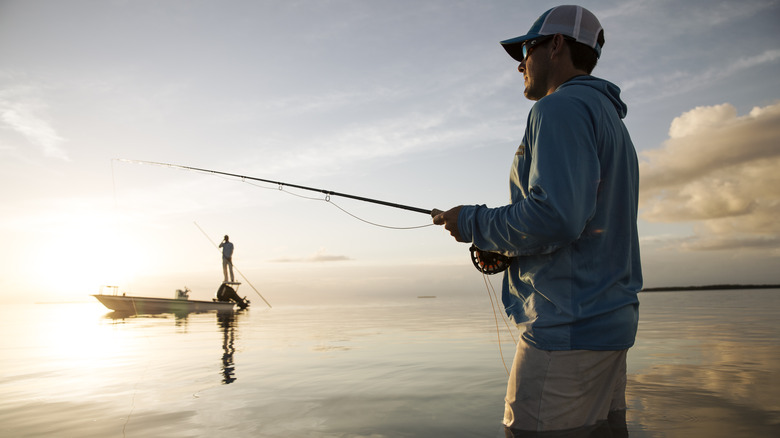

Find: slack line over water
114;158;512;275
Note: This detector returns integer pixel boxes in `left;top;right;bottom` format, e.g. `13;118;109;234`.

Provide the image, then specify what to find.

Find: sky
1;0;779;305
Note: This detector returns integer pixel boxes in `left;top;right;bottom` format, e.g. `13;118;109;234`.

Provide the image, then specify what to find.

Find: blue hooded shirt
458;75;642;351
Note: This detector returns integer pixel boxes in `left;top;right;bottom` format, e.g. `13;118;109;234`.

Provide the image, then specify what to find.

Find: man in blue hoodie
432;5;642;433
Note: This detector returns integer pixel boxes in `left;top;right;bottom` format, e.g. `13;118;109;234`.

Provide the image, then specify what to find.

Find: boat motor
216;283;250;310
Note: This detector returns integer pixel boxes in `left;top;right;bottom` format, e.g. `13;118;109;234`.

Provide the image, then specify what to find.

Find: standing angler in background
219;235;235;283
432;5;642;435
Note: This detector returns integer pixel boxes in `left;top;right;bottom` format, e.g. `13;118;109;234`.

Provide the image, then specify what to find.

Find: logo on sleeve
516;144;525;156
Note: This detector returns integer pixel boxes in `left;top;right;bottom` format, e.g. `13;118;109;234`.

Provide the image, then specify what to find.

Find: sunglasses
521;35;575;61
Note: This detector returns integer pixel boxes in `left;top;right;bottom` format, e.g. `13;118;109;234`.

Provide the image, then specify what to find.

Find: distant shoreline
641;284;780;292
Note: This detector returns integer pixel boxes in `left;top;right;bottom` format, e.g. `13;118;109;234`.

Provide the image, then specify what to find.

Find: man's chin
523;90;539;101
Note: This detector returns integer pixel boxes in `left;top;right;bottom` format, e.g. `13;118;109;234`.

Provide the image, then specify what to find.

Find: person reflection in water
218;312;237;384
505;411;627;438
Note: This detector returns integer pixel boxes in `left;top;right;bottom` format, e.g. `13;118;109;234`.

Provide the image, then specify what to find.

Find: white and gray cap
501;5;604;62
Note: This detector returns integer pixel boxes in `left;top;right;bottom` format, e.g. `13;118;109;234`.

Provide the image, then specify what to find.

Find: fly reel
469;244;512;275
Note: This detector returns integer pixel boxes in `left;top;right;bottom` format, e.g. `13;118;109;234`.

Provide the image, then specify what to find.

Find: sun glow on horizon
24;210;148;299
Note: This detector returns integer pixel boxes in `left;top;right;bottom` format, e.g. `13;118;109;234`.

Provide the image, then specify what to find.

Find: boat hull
93;294;235;313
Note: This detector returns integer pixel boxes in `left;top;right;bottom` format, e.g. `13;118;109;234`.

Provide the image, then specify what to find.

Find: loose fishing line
113;159;513;261
236;177;434;230
115;158;433;213
114;158;435;230
481;271;518;376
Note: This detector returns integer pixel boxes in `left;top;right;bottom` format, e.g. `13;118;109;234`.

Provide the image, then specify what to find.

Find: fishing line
326;199;434;230
482;273;509;376
116;158;435;230
481;271;518;376
115;159;432;214
485;274;517;344
236;177;434;230
115;314;155;438
122;359;148;438
111;158;118;208
194;221;272;308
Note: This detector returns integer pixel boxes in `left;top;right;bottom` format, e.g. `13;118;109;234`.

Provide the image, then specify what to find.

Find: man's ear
549;34;568;59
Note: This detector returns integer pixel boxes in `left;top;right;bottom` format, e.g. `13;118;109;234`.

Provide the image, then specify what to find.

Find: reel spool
469;244;512;275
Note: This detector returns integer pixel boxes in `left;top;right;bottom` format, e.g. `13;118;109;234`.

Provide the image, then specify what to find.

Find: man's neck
545;68;589;97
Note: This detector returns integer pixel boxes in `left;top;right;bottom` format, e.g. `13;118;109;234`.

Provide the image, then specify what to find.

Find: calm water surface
1;289;779;437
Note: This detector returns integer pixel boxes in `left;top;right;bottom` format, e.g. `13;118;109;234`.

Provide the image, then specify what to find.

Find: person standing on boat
219;235;235;283
432;5;641;434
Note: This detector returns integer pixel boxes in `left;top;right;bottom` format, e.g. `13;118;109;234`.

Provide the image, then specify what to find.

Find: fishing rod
117;158;511;274
116;159;432;215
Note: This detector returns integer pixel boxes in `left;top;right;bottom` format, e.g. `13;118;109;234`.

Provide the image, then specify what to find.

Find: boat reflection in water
100;288;244;386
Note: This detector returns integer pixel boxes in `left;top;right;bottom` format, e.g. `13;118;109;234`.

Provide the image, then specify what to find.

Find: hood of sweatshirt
557;75;628;119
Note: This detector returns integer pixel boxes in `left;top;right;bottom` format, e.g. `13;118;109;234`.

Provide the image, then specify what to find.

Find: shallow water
625;290;780;437
1;289;778;437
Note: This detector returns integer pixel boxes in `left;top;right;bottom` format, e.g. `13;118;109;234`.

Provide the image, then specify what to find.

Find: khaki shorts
503;337;627;432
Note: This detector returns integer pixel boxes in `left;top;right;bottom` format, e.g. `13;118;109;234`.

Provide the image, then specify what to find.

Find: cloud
0;85;69;160
600;0;778;31
639;101;780;252
622;49;780;102
243;74;517;179
270;248;351;263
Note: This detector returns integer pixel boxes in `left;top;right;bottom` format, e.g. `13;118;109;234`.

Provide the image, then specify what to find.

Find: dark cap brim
500;33;541;63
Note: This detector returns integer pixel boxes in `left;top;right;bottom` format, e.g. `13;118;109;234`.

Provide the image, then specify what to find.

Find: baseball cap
501;5;604;62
